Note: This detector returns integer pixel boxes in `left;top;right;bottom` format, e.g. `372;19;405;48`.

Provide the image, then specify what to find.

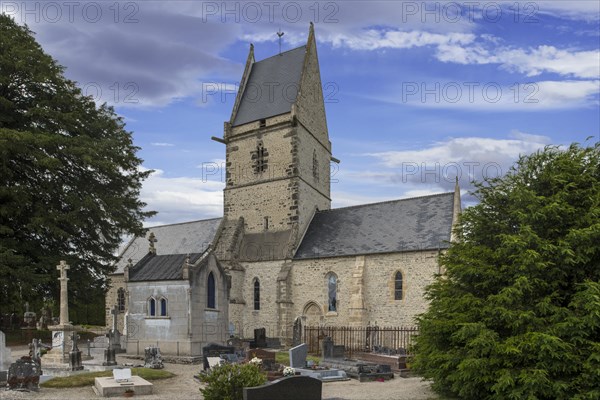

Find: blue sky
4;1;599;225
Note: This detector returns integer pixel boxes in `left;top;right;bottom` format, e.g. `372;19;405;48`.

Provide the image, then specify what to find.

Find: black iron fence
303;325;418;357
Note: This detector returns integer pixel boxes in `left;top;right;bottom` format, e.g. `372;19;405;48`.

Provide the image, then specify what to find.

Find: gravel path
2;350;437;400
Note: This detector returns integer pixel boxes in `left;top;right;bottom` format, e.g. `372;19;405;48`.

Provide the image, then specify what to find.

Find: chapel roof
128;252;206;282
232;45;306;126
113;218;221;274
294;192;456;259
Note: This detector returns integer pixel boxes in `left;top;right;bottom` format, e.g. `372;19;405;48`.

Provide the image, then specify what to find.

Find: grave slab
94;375;153;397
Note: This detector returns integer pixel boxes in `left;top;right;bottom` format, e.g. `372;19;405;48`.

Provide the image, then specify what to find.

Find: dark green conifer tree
0;15;154;320
414;142;600;399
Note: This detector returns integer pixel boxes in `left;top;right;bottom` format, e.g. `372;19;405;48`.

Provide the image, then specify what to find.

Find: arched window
160;298;167;316
253;279;260;311
207;272;216;309
327;273;337;312
394;271;403;300
117;288;125;312
148;298;156;316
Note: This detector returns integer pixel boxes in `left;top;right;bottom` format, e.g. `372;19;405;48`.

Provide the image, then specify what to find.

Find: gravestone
357;363;394;382
332;345;345;358
289;343;307;369
69;331;83;371
7;356;41;391
144;346;163;369
103;347;117;366
246;348;276;362
36;307;50;330
30;339;42;364
292;317;302;347
243;376;322;400
322;336;333;359
202;343;235;370
254;328;267;348
23;302;36;328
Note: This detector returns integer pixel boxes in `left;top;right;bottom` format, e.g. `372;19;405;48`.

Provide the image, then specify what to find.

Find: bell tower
214;23;331;261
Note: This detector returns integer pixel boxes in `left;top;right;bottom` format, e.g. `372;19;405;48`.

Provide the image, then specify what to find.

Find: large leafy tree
0;15;154;319
414;142;600;399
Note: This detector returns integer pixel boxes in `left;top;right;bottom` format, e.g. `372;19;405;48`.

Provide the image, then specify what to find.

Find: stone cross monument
57;260;70;325
43;260;77;366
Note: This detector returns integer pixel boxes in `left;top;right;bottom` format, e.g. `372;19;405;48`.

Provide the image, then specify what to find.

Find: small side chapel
106;24;460;356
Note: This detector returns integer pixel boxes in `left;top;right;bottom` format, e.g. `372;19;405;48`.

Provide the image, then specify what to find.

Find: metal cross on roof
277;29;284;55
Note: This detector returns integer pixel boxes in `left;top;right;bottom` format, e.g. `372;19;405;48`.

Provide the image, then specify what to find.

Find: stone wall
290;250;441;329
224;179;293;232
236;260;285;339
126;281;190;350
189;255;230;349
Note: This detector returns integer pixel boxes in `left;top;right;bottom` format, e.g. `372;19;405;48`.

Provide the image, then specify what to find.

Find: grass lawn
40;368;175;388
275;351;321;366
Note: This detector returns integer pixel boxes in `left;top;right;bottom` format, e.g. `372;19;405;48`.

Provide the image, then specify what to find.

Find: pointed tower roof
232;46;306;126
231;23;322;127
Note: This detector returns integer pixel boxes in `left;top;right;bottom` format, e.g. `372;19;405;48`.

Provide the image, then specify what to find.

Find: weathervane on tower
277;28;284;54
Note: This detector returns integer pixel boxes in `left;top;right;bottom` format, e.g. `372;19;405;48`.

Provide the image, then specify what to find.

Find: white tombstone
113;368;132;382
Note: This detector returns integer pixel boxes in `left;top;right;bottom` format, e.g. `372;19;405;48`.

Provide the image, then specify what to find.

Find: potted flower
283;366;295;377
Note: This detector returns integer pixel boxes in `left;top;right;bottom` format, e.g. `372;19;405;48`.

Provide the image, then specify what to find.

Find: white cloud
150;142;175;147
141;168;223;225
533;1;600;21
326;30;475;50
437;44;600;79
365;134;549;196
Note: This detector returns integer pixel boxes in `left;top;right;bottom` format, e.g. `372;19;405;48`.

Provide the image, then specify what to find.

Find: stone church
105;24;460;356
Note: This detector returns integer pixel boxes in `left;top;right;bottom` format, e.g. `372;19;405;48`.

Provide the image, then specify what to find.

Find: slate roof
294;192;456;259
232;46;306;126
129;252;206;282
113;218;221;274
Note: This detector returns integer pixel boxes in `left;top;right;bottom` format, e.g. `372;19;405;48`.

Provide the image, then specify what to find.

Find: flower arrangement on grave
283;366;295;377
249;356;262;366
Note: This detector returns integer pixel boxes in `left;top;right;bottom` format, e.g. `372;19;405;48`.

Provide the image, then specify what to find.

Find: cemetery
0;259;433;399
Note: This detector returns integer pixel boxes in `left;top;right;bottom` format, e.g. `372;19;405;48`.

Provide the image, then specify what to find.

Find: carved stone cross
57;260;70;280
148;232;157;253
